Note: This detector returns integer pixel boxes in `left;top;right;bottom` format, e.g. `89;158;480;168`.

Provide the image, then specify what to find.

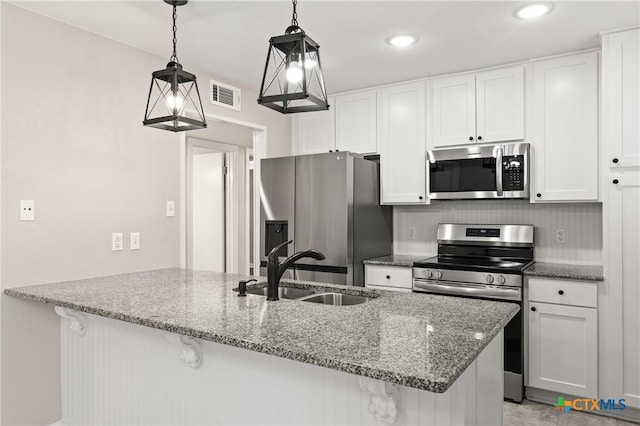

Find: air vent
210;79;241;111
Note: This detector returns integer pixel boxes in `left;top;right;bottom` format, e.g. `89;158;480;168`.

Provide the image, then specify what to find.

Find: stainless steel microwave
427;143;530;200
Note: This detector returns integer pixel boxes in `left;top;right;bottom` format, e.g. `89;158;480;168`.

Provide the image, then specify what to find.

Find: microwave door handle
496;146;504;197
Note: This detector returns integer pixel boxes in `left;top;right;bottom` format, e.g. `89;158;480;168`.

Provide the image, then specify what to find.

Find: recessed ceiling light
515;3;553;19
387;34;418;48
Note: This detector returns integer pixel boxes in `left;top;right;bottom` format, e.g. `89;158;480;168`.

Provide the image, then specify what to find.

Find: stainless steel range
413;223;534;402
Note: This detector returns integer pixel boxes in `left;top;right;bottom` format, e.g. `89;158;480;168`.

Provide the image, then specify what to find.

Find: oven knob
485;274;495;284
425;270;433;279
435;271;443;280
497;275;506;284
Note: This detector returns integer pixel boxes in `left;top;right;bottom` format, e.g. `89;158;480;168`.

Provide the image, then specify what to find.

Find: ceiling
10;1;640;94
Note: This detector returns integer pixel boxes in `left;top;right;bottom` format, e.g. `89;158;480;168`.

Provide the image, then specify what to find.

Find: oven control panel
413;268;522;288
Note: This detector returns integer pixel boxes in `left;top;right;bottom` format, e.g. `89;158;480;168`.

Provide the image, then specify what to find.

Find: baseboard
526;386;640;423
48;421;64;426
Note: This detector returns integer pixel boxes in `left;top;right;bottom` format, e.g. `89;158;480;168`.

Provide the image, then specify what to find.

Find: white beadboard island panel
58;311;504;426
394;201;602;264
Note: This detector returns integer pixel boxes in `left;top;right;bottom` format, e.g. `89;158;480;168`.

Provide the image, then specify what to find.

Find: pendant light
258;0;329;114
143;0;206;132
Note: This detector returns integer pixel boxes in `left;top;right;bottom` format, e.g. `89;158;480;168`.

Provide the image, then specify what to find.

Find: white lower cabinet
365;264;413;292
528;278;598;398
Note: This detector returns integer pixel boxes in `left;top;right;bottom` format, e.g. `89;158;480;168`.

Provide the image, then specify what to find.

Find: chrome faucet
266;240;325;301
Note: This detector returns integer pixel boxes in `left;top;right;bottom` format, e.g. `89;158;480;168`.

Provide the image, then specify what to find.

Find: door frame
179;113;267;275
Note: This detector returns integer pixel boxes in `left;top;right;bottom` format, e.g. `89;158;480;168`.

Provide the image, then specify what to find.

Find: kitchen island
5;268;518;425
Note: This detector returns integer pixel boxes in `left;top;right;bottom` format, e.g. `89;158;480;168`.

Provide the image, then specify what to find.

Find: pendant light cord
291;0;298;27
171;2;179;63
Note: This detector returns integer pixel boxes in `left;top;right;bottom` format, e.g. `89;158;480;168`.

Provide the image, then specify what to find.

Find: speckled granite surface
524;262;604;281
4;268;518;393
363;254;428;266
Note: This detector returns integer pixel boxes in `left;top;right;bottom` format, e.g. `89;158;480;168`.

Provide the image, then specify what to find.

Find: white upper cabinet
431;66;524;147
432;74;476;147
380;82;427;204
531;52;598;202
602;29;640;169
334;90;377;154
476;66;525;143
292;96;335;155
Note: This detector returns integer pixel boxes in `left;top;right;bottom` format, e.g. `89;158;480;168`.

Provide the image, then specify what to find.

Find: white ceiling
10;1;640;94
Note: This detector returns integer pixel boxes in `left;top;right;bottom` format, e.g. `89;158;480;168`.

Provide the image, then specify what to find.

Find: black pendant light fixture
258;0;329;114
143;0;206;132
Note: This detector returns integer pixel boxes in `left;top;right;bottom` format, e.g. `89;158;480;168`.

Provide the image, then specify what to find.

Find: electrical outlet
112;233;123;251
555;229;567;244
20;200;35;221
408;227;417;240
130;232;140;250
166;201;175;217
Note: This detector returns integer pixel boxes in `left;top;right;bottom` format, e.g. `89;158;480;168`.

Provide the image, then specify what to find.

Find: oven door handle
413;280;521;301
496;146;504;197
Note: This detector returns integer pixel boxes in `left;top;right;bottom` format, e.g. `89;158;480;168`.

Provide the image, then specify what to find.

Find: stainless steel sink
298;292;370;306
245;287;315;300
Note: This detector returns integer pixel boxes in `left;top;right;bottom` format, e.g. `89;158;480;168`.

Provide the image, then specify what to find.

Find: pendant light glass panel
144;63;207;131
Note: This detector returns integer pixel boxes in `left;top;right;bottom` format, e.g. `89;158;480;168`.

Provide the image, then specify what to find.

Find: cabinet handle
418;196;424;200
558;290;564;295
531;306;536;312
469;136;474;141
613;179;619;184
386;275;390;279
613;158;619;164
477;136;483;140
536;193;542;198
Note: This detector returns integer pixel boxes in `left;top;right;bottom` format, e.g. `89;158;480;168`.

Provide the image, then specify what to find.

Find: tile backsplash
393;201;603;265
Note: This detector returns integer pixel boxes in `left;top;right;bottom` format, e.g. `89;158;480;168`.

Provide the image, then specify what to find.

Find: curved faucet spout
266;241;325;301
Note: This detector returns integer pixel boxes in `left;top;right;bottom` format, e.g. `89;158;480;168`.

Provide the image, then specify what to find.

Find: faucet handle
238;279;257;297
267;240;293;262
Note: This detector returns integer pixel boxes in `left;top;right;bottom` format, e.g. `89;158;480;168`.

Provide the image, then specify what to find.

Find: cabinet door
380;82;427;204
602;29;640;169
531;52;598;202
432;74;476;147
529;302;598;398
605;173;640;408
476;66;524;143
335;90;377;154
292;96;335;155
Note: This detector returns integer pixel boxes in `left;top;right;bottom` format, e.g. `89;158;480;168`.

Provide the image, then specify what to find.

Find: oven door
427;143;529;199
413;279;522;301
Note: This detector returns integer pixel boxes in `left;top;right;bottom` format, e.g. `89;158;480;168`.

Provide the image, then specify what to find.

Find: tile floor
504;399;639;426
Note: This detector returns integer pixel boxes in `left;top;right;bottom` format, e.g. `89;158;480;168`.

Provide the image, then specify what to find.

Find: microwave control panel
502;155;525;191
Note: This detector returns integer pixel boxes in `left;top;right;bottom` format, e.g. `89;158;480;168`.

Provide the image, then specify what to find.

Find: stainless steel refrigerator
260;152;393;286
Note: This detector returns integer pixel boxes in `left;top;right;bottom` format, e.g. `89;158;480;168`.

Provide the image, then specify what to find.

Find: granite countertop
524;262;604;282
4;268;518;393
363;254;428;267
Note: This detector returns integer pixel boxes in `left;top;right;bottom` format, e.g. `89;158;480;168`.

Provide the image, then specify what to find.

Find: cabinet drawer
528;278;597;308
365;265;412;289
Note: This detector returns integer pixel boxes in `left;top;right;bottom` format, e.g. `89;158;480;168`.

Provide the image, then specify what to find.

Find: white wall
0;3;292;424
394;201;603;264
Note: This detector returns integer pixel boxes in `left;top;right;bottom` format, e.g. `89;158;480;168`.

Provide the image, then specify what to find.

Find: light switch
20;200;35;221
166;201;175;217
130;232;140;250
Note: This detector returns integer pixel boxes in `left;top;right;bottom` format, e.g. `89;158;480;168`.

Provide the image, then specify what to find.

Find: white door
293;96;335;154
476;66;524;143
528;302;598;398
432;74;476;147
334;90;377;154
192;152;225;271
531;52;598;202
602;29;640;168
380;82;427;204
